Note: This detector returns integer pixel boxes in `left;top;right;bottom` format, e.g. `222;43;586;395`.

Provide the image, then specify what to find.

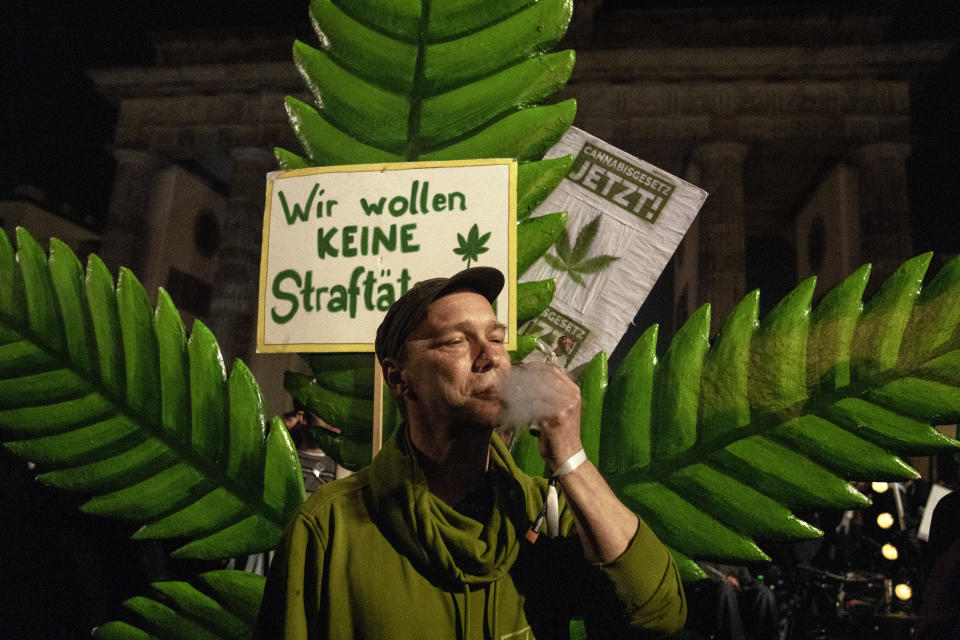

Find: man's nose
475;341;503;372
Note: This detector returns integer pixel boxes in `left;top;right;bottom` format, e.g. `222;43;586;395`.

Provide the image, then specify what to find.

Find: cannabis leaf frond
0;228;304;561
542;253;567;272
575;254;620;274
570;214;601;264
553;224;572;263
514;253;960;580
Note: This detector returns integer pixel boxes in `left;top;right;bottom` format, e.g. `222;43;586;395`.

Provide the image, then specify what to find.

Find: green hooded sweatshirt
255;427;686;639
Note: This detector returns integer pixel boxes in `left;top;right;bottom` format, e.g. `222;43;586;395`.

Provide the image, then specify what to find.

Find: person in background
283;406;338;494
242;408;341;577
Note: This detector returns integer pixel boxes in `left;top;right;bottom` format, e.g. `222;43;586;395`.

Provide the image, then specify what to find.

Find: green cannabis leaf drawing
543;214;619;286
453;223;491;268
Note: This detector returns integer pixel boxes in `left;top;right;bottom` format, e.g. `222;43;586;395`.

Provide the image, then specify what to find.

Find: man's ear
381;357;406;396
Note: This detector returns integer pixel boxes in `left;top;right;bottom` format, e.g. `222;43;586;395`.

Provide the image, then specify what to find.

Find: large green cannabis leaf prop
511;253;960;581
0;228;305;561
280;0;576;462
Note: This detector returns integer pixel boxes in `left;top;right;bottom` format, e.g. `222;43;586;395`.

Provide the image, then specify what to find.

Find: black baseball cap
375;267;504;365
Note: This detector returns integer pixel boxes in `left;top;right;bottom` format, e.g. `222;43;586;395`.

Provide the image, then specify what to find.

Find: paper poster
521;128;707;370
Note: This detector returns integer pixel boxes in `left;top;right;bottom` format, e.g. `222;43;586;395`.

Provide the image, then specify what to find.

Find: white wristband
552;449;587;478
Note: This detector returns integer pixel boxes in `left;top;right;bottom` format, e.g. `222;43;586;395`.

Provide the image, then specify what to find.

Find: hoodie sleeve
586;517;687;637
253;512;326;640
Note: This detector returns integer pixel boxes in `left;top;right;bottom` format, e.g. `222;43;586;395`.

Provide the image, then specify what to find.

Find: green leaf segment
516;253;960;581
93;570;264;639
0;228;305;561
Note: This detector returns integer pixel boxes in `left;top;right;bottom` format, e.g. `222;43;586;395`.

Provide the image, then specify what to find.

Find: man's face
396;290;510;429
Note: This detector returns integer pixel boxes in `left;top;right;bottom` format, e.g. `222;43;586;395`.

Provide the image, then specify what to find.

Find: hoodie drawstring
451;590;462;639
455;581;501;640
484;580;497;639
464;584;471;640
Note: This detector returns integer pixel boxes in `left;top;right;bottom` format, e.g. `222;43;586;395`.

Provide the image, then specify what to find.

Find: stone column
99;148;163;276
849;143;913;286
690;142;749;335
208;147;276;367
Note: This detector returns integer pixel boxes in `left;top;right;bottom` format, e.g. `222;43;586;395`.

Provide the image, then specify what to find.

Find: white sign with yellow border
257;159;517;353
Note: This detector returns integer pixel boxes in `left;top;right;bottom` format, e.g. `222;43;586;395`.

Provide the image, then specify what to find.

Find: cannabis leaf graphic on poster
453;223;491;268
543;214;619;286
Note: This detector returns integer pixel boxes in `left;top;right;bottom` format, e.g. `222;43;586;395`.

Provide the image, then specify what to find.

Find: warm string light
894;583;912;601
881;543;899;561
877;512;894;529
872;481;889;494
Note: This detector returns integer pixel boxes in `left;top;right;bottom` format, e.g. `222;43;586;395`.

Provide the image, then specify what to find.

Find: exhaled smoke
496;362;571;432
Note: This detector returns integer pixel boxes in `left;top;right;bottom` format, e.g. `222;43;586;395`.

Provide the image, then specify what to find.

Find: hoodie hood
367;425;541;587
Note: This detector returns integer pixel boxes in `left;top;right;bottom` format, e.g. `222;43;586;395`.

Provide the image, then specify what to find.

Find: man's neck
408;420;493;507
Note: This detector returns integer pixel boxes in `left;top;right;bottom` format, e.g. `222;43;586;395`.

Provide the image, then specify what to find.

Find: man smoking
255;267;686;638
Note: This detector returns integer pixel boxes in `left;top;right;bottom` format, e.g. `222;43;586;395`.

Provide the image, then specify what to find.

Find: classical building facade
80;5;955;414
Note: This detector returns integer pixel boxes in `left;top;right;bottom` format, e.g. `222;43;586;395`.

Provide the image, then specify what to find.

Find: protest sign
521;128;707;370
257;159;517;352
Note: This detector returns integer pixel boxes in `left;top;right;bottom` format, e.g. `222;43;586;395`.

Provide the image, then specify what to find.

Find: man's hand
528;364;584;472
